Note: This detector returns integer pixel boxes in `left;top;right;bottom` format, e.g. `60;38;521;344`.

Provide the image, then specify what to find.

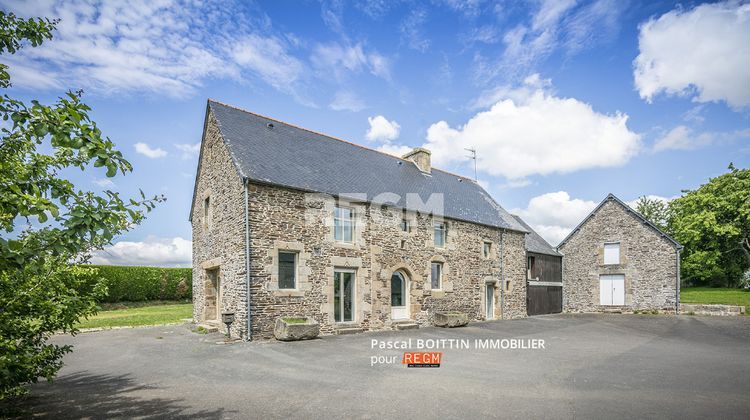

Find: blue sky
3;0;749;266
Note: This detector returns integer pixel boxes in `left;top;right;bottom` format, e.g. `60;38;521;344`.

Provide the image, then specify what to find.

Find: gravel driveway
4;314;750;419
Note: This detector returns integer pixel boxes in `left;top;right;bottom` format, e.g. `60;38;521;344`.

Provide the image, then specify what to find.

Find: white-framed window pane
434;223;445;247
603;243;620;265
483;242;491;258
278;251;296;289
431;262;442;289
334;206;353;242
343;219;353;242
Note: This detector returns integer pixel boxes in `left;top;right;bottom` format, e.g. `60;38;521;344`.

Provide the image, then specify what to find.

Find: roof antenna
465;147;477;181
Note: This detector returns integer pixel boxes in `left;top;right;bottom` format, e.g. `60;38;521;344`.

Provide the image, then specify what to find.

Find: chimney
402;147;431;174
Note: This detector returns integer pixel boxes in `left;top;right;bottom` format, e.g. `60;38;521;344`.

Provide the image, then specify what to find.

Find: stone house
190;100;529;340
512;215;563;315
558;194;682;313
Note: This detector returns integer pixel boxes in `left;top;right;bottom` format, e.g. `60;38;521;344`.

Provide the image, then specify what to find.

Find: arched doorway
390;271;410;320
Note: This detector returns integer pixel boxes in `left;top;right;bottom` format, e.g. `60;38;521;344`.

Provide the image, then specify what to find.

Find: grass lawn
681;287;750;311
76;301;193;329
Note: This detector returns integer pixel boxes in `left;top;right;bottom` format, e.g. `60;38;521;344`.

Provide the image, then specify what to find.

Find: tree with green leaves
0;12;163;399
669;164;750;287
634;196;671;233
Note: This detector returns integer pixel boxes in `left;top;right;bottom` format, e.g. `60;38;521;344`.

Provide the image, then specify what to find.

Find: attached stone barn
558;194;682;313
190;100;530;340
511;215;563;316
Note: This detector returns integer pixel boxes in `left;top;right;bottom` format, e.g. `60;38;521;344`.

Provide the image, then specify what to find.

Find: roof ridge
206;99;477;183
557;193;682;250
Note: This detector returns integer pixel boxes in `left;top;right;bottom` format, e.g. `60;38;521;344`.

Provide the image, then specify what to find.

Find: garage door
600;274;625;306
527;283;562;316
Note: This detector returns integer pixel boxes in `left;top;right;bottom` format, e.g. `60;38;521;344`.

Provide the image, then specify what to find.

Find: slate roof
511;215;562;256
199;100;526;232
557;194;683;250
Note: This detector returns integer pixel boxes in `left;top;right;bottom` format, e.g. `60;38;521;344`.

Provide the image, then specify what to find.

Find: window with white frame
431;262;443;289
433;222;446;247
278;251;296;289
334;206;354;243
603;243;620;265
483;241;492;258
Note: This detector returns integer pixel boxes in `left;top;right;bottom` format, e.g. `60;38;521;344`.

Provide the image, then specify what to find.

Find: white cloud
92;178;115;188
0;0;313;100
512;191;597;246
330;91;366;112
134;142;167;159
478;0;623;81
2;1;234;97
90;236;191;267
634;2;750;109
653;126;714;152
471;73;552;109
366;115;401;142
311;42;391;81
377;143;412;157
175;142;201;159
230;34;305;94
429;75;641;179
400;9;431;52
653;126;750;152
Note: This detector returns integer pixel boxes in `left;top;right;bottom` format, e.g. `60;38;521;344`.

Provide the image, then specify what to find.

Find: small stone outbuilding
558;194;682;313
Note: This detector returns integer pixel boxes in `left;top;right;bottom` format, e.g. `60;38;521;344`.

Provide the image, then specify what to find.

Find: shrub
87;265;192;302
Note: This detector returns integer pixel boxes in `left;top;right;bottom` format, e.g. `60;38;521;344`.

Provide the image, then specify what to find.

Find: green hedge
88;265;192;303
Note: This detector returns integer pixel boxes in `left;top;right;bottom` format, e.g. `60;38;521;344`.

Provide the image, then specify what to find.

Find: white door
485;284;495;319
391;272;409;320
600;274;625;306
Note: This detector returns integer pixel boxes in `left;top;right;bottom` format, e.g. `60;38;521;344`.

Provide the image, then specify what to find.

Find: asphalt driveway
5;314;750;419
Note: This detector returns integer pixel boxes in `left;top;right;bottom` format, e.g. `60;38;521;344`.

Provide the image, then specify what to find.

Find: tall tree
669;164;750;287
0;12;163;399
634;196;671;232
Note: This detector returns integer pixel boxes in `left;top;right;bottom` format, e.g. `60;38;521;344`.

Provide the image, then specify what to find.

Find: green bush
87;265;192;302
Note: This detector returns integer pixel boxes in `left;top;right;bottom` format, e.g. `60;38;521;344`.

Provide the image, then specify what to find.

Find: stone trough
274;317;320;341
433;312;469;328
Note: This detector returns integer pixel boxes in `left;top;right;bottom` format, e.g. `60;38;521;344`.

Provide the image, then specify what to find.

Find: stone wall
680;304;746;316
190;111;248;338
192;113;528;340
246;183;527;340
559;199;679;313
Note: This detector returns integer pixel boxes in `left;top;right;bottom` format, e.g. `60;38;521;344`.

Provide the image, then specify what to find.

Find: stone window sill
272;290;305;298
334;322;360;328
333;241;358;250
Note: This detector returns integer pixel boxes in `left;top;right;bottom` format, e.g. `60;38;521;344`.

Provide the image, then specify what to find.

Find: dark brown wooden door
527;285;562;316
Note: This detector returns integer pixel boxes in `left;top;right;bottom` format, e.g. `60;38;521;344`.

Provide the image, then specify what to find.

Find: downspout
675;249;681;314
499;229;505;320
244;178;252;341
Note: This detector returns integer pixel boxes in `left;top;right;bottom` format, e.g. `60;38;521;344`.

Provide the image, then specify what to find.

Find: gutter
244;178;252;341
499;229;505;320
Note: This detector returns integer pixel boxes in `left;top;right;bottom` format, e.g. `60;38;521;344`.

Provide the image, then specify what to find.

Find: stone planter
274;317;320;341
433;312;469;328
